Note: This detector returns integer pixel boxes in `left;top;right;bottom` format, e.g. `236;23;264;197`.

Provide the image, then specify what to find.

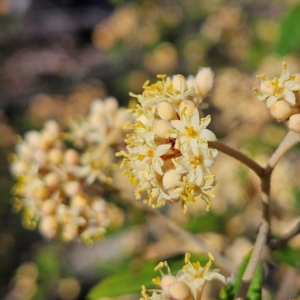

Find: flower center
185;126;197;138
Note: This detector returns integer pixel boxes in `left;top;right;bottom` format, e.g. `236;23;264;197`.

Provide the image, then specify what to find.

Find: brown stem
265;130;300;174
234;130;300;298
269;221;300;250
208;141;265;177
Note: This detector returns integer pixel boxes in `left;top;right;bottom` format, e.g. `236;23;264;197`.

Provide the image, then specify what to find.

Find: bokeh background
1;0;300;299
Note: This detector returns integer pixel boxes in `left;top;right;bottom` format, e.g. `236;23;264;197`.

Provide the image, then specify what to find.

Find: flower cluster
10;97;129;243
118;68;218;213
255;62;300;132
141;253;225;300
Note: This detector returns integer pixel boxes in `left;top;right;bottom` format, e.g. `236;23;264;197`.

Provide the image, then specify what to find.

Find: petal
200;129;216;141
171;120;185;132
257;91;270;101
266;96;278;108
156;143;171;156
200;115;211;128
190;108;200;127
284;91;296;106
191;140;199;156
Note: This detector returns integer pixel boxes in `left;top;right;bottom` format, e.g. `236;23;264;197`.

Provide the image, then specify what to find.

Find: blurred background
1;0;300;299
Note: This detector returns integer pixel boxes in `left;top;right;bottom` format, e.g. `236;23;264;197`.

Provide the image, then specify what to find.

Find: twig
208;141;265;177
269;220;300;250
265;130;300;174
234;130;300;299
234;221;269;300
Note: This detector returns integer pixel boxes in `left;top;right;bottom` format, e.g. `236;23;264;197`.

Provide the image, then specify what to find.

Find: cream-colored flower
176;253;225;300
141;253;224;300
119;70;218;213
255;62;300;109
170;109;216;157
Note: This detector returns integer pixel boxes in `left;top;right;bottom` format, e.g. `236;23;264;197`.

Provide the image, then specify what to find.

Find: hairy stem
208;141;265;177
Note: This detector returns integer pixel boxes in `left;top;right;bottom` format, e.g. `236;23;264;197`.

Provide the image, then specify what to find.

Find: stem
269;220;300;250
208;141;265;177
265;130;300;174
233;130;300;298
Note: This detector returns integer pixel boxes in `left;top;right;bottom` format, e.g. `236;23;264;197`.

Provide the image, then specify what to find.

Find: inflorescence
117;68;218;213
9;97;130;243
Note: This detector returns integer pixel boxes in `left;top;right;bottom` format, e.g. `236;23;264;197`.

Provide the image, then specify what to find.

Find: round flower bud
169;281;191;300
39;215;58;239
44;172;60;189
71;194;87;209
64;149;79;165
49;148;63;164
288;113;300;133
179;100;197;117
10;160;28;177
25;131;41;147
270;100;292;121
42;199;57;215
63;181;81;197
161;275;177;292
157;101;176;121
90;100;105;115
16;143;33;160
153;120;173;138
195;67;214;97
163;169;181;190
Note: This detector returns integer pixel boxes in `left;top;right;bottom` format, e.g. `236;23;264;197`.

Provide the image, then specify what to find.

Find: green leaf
87;261;156;299
276;5;300;56
273;244;300;268
219;250;263;300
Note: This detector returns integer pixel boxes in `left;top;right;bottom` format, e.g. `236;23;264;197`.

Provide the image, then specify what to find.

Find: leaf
87;261;156;299
276;5;300;56
219;250;263;300
273;244;300;268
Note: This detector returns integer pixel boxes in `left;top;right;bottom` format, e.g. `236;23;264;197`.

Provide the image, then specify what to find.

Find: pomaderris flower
118;67;217;213
140;253;225;300
254;62;300;127
10;97;129;242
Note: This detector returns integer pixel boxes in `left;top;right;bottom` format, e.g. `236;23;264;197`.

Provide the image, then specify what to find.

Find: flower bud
288;113;300;132
270;100;292;121
157;101;176;120
161;275;177;292
25;131;41;147
195;67;214;97
10;161;28;176
49;148;63;164
64;149;79;165
44;120;60;138
172;75;187;93
104;97;118;113
71;194;87;209
163;169;181;190
44;172;60;189
64;181;81;197
33;149;47;166
39;215;57;239
42;199;57;215
179;100;197;117
153;120;173;138
169;281;191;300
